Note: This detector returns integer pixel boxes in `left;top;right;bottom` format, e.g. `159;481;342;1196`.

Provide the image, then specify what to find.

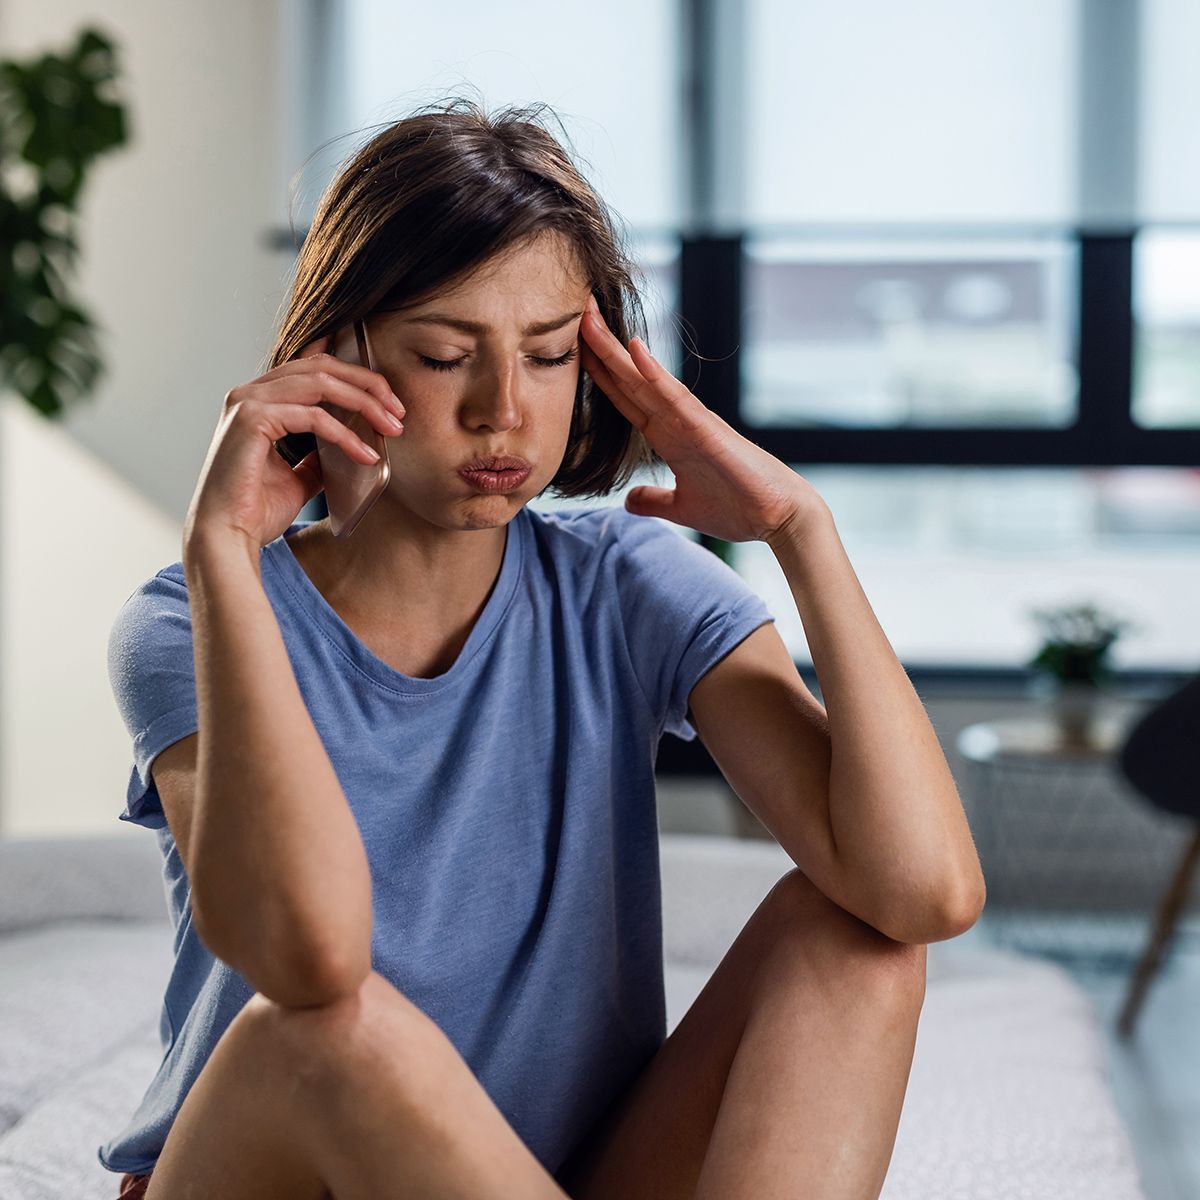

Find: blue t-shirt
97;502;776;1179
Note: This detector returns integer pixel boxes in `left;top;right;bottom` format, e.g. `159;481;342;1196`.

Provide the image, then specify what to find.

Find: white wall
0;0;297;834
0;393;180;835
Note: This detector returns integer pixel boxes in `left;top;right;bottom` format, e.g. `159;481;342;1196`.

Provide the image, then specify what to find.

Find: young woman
100;98;984;1200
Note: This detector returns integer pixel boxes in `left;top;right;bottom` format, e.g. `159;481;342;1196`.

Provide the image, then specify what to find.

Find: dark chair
1112;671;1200;1038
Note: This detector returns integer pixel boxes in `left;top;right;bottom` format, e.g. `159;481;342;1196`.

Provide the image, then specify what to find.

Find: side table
956;713;1169;966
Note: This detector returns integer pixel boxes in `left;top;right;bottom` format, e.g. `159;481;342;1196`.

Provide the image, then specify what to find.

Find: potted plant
0;27;129;419
1027;600;1137;744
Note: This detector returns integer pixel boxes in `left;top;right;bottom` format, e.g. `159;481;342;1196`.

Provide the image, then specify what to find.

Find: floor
656;777;1200;1200
1038;922;1200;1200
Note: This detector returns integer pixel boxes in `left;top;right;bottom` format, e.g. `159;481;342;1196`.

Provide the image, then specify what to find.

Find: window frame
678;230;1200;467
268;0;1198;740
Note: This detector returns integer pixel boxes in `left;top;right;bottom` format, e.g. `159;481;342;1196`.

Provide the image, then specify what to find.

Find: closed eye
418;347;579;373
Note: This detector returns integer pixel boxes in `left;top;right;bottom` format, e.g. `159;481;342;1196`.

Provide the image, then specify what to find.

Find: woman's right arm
183;529;374;1008
170;329;406;1007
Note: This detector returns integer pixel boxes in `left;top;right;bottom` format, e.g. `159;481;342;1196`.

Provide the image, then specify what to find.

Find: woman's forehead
384;267;590;333
441;236;588;297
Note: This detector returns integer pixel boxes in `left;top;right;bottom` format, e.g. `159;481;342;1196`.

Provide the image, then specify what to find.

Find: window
742;236;1078;430
340;0;683;232
731;467;1200;670
1140;0;1200;223
287;0;1200;673
744;0;1080;226
1133;230;1200;429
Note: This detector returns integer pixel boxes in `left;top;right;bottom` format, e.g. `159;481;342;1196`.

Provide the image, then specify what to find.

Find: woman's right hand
182;332;407;556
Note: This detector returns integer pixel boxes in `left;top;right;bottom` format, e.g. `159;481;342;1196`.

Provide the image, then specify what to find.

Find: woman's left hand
579;293;826;545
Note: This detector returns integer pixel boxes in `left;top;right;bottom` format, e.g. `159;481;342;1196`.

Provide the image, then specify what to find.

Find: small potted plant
1026;600;1137;745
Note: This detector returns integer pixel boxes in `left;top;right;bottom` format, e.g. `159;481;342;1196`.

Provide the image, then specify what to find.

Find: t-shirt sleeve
107;569;199;830
616;513;777;741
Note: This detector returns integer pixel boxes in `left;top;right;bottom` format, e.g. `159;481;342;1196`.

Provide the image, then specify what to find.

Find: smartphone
315;318;391;540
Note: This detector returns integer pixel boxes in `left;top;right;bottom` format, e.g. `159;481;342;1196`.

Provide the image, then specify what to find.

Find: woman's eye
418;355;466;372
534;346;579;369
417;346;579;373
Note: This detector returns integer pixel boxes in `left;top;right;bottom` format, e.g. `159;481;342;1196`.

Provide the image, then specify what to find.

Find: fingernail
385;411;404;429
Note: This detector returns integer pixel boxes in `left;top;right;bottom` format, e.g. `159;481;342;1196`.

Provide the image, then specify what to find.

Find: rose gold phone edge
316;318;391;540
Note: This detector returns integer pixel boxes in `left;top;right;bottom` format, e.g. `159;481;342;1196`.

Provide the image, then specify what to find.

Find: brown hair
267;96;662;499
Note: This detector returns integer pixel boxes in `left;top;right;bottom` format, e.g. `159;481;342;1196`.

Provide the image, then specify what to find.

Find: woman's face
361;231;593;530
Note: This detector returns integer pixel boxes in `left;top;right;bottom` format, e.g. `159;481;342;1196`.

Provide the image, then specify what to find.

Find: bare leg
557;868;926;1200
146;970;568;1200
279;971;569;1199
694;882;926;1200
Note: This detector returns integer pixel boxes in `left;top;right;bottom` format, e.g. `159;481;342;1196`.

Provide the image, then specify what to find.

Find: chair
1112;671;1200;1038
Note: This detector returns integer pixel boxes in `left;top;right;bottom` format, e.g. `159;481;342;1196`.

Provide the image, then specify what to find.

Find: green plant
1027;601;1136;687
0;27;129;418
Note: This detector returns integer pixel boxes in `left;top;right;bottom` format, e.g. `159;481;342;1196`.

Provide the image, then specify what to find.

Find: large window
743;0;1080;226
1133;230;1200;429
328;0;683;233
1140;0;1200;223
732;467;1200;671
742;236;1078;430
289;0;1200;675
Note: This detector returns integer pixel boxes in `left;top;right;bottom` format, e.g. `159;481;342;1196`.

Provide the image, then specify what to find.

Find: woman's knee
757;868;927;1003
243;969;441;1092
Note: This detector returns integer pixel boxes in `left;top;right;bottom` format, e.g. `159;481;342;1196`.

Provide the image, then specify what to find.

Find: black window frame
680;230;1200;468
267;0;1197;774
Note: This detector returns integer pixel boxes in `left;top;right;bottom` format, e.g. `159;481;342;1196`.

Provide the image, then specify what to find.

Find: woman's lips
457;465;532;493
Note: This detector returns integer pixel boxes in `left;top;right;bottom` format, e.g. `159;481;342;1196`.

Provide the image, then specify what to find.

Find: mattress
0;831;1148;1199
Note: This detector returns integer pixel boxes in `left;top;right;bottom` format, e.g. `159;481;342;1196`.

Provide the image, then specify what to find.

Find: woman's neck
284;512;510;677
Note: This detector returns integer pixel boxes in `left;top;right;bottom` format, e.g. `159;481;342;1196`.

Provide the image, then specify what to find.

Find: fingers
580;310;649;403
580;302;680;423
281;401;389;465
267;367;405;450
233;331;406;469
580;343;647;431
286;332;406;422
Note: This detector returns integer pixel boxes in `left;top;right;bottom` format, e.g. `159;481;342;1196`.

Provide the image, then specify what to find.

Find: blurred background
5;0;1199;819
1;1;1198;1193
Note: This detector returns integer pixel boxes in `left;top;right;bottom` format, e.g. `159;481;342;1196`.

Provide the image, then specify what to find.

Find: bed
0;830;1147;1198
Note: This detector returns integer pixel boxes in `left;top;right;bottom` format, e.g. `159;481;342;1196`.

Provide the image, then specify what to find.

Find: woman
101;97;984;1199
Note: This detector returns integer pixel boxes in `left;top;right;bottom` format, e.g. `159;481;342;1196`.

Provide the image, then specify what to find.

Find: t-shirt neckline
261;508;527;695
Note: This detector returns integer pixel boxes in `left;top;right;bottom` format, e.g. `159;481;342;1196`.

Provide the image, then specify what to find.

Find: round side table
956;713;1166;966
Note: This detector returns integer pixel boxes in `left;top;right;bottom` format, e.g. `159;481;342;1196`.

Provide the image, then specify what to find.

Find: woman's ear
328;323;359;365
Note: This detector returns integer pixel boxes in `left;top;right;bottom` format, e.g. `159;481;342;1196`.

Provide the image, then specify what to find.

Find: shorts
115;1171;153;1199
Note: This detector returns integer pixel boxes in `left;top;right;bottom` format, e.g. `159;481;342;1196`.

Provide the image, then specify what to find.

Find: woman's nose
467;363;523;428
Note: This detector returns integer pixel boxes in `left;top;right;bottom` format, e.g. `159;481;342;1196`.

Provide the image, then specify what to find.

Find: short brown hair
268;96;661;499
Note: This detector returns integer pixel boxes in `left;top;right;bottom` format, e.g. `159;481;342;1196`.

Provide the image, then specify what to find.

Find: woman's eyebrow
399;311;582;337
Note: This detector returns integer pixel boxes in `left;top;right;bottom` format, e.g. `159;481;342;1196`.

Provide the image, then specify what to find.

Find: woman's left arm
763;500;987;939
579;291;986;942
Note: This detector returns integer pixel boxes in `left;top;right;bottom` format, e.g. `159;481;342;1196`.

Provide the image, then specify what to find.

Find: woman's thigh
137;971;569;1200
141;992;333;1200
554;866;924;1199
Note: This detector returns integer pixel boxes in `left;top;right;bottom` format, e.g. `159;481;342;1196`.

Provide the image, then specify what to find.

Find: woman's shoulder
112;562;190;636
523;503;727;610
116;522;310;616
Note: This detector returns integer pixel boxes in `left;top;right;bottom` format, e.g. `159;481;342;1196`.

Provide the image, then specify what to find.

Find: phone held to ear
317;319;391;540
